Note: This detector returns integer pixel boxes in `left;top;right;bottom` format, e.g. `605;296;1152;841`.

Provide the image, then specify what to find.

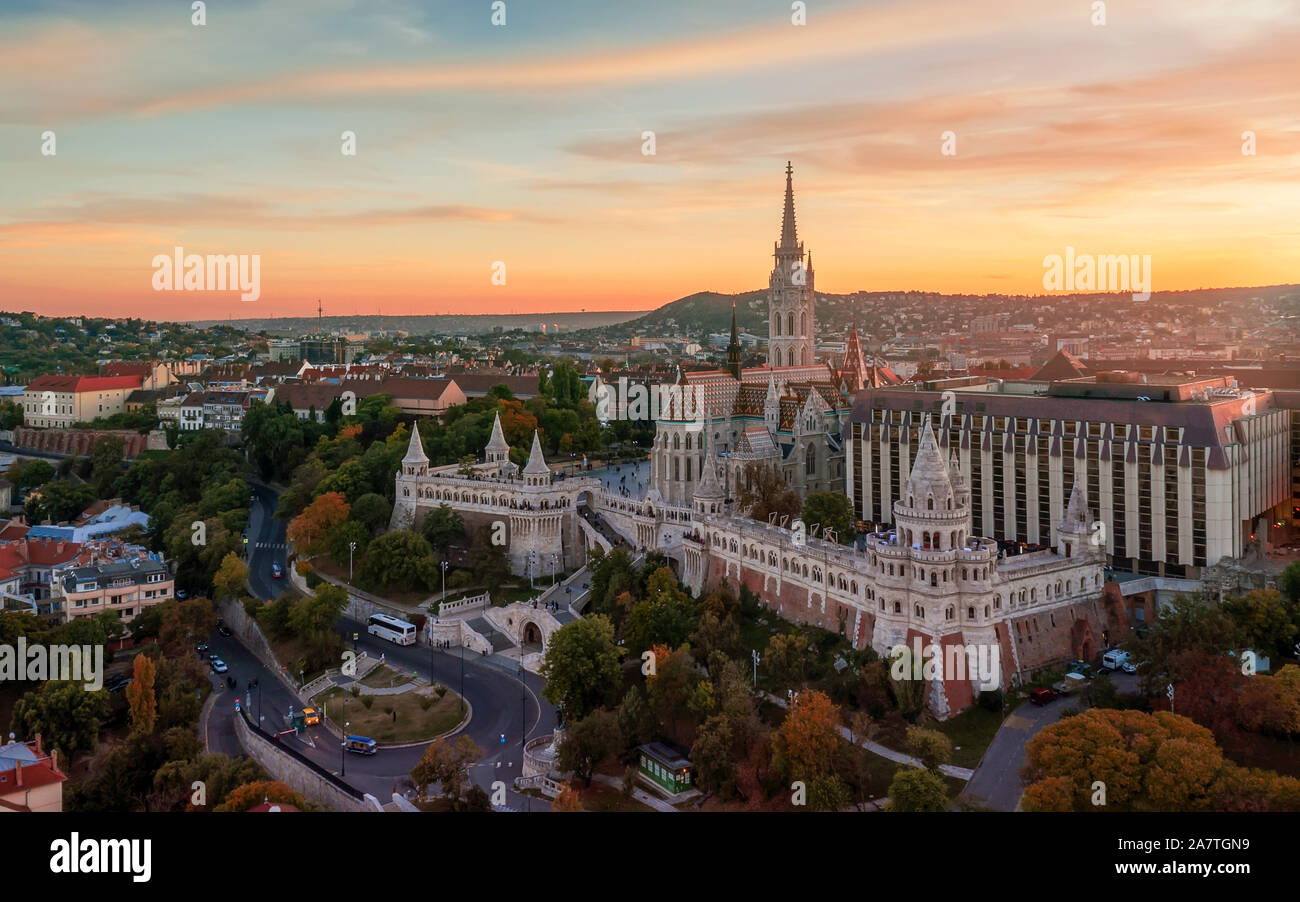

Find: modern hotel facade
846;373;1290;579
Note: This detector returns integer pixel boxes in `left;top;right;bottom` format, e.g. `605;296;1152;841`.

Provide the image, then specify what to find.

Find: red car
1029;688;1061;705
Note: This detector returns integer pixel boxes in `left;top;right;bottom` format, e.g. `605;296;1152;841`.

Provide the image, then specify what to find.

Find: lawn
932;703;1011;769
360;664;415;689
316;685;466;743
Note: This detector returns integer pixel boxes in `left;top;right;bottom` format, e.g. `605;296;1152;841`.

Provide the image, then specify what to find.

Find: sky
1;0;1298;321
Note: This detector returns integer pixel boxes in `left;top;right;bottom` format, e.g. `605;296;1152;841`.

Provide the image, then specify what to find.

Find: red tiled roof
26;374;142;393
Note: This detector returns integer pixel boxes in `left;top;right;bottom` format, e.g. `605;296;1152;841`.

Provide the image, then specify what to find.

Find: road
219;479;557;809
961;671;1142;810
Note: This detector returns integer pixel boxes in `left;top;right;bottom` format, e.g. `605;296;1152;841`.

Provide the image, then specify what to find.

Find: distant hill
191;310;649;335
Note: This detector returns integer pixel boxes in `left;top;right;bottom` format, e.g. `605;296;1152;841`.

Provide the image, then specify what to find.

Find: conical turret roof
403;421;428;465
523;430;549;476
904;417;954;505
1064;462;1090;527
696;428;724;500
486;411;510;454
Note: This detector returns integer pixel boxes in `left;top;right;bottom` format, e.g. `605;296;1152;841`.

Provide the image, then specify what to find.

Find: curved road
206;478;557;810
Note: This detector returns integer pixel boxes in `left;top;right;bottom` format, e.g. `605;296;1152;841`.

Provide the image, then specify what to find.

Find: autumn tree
212;551;249;602
552;782;584;812
215;780;308;812
735;463;800;524
287;491;350;558
772;690;841;782
410;735;483;802
126;653;158;737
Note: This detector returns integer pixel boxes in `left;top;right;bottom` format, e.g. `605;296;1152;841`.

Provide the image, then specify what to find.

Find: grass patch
316;685;465;743
932;704;1007;769
359;665;416;689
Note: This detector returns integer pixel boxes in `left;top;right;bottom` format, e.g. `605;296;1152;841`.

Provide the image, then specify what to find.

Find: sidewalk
760;691;974;781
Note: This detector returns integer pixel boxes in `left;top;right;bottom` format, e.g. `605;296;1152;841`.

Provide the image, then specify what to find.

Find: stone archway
1071;618;1096;663
522;621;543;648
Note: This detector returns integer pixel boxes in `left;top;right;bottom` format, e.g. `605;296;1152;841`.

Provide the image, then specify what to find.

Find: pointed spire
523;429;549;475
402;420;428;465
696;420;724;500
486;410;509;454
1064;462;1089;526
905;416;954;504
779;161;798;250
948;447;966;488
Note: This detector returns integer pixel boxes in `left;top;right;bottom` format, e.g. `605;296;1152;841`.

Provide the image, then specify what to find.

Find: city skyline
2;0;1299;321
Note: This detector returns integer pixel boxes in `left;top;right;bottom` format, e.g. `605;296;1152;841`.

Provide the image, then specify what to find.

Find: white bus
367;613;416;646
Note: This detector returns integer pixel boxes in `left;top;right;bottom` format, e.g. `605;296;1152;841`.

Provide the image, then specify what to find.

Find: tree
9;458;54;489
287;491;350;558
288;583;349;638
350;492;392;534
1280;561;1300;606
765;632;811;689
905;726;952;773
773;690;841;781
410;735;482;801
25;479;96;524
801;492;855;544
212;552;249;602
126;653;158;737
886;768;948;812
623;568;697;654
541;616;623;721
552;782;584;811
735;463;800;524
1223;589;1295;658
359;530;436;592
158;597;218;658
557;709;623;784
11;681;109;757
89;435;126;496
420;504;466;557
806;773;851;811
1129;592;1243;696
215;780;308;812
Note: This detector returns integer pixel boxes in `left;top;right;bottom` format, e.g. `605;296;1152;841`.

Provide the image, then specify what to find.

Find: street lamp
348;541;357;583
441;559;448;601
342;720;350;776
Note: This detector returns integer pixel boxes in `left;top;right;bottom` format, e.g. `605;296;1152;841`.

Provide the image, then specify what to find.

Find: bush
361;696;374;709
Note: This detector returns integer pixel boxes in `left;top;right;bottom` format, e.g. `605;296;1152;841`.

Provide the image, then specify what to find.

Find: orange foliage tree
215;781;308;812
773;690;841;782
287;491;350;558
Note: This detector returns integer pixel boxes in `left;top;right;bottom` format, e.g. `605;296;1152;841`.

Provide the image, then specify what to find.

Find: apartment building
20;375;142;428
847;373;1291;578
55;556;174;623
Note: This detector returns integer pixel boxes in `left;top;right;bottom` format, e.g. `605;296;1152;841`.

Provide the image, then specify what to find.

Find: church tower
768;162;815;369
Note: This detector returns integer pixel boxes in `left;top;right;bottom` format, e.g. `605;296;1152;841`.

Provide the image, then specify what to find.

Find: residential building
20;375;142;428
55;556;174;623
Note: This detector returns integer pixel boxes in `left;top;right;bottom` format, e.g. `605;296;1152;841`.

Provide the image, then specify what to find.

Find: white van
1102;650;1131;672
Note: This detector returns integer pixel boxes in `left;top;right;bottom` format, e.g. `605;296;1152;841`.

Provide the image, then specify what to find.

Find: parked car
210;658;229;674
1101;650;1131;672
1122;660;1138;674
176;590;188;600
196;643;210;655
218;626;232;637
271;562;283;579
1029;687;1061;705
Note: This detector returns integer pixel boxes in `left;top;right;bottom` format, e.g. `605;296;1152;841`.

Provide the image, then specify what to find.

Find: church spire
780;160;798;251
726;300;742;379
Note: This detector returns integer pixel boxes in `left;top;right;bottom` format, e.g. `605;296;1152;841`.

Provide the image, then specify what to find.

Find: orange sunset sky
1;0;1298;321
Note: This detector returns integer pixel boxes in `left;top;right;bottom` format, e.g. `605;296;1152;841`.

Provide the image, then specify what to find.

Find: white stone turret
402;421;428;477
695;426;725;516
1057;459;1097;558
486;411;511;465
523;430;551;486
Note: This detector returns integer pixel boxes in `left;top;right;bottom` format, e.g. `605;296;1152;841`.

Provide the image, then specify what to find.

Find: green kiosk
637;742;692;796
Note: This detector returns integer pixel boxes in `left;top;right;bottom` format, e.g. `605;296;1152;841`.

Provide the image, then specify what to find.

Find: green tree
557;709;623;784
350;492;392;534
800;492;855;544
905;726;952;773
887;768;949;811
26;479;96;524
735;463;800;524
359;530;436;592
420;504;466;557
11;681;109;756
89;435;126;496
541;616;623;721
